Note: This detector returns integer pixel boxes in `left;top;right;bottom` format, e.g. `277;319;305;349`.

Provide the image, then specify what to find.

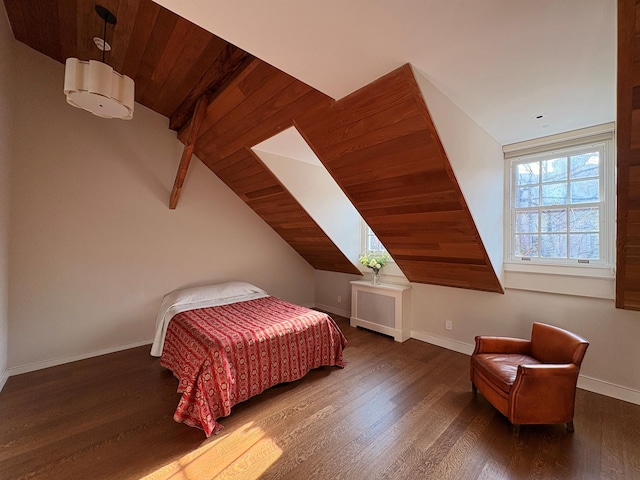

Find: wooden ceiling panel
183;58;262;139
132;8;179;107
195;68;299;151
6;0;63;61
397;259;497;286
75;0;117;63
119;1;160;79
108;0;140;72
222;91;331;159
315;114;427;162
617;0;640;310
207;148;361;275
297;64;503;292
168;42;251;132
173;58;359;275
56;0;78;61
3;0;254;130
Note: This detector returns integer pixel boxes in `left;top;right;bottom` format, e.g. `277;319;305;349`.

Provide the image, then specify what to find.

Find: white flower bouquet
358;253;390;284
358;253;390;271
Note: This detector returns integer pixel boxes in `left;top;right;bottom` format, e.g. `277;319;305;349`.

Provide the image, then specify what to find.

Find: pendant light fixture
63;5;135;120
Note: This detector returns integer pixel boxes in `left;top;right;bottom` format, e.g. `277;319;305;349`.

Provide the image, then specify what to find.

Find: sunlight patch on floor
139;422;283;480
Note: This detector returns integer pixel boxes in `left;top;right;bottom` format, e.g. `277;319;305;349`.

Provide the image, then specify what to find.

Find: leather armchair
470;322;589;435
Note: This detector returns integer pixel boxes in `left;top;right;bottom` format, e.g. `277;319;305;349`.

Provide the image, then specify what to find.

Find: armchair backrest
530;322;589;366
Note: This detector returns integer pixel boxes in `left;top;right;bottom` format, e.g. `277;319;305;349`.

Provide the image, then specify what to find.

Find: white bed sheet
150;281;268;356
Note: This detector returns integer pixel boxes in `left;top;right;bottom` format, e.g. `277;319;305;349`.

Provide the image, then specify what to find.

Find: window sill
503;263;615;299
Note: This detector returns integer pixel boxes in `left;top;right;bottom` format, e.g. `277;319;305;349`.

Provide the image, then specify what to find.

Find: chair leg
566;421;574;433
512;424;520;436
471;382;477;394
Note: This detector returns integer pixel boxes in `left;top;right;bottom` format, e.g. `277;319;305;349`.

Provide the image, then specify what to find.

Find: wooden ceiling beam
169;94;210;209
169;46;255;132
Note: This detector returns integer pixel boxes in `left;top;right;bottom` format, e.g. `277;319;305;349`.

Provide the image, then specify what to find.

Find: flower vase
371;269;380;285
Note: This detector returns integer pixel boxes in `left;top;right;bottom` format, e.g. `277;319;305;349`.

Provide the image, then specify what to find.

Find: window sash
361;223;388;255
505;133;613;268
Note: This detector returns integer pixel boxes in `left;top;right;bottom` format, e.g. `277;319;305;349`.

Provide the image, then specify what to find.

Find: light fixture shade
64;58;135;120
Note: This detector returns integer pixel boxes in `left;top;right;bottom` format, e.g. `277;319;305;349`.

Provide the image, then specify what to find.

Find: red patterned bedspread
160;296;347;436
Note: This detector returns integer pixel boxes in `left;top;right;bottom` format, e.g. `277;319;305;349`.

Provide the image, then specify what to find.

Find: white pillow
161;281;267;308
150;281;268;356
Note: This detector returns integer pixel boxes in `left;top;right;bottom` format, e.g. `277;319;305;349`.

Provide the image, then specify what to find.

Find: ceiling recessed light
93;36;111;52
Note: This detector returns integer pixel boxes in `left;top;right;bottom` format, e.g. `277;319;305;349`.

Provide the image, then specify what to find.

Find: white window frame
359;221;409;280
502;124;615;297
360;221;389;256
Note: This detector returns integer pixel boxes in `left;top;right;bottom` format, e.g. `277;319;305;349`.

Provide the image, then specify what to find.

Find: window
361;223;388;255
505;128;614;268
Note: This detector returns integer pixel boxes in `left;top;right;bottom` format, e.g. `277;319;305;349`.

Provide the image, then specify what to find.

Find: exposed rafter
169;94;209;209
169;46;254;132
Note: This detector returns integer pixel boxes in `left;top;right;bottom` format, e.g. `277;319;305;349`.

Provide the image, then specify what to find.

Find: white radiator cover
350;281;412;342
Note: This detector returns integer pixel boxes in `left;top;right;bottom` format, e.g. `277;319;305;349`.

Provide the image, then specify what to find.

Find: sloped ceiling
154;0;616;146
297;65;502;292
179;59;502;292
179;58;361;275
3;0;362;277
5;0;501;292
3;0;252;133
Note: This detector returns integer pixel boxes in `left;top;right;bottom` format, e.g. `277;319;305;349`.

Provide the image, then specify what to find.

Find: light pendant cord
102;15;107;63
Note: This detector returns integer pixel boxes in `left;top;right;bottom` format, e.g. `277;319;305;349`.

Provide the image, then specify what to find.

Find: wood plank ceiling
180;58;502;292
616;0;640;311
4;0;505;291
3;0;252;133
297;65;503;292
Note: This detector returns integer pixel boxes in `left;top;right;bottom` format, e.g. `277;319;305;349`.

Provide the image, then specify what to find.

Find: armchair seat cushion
472;354;541;394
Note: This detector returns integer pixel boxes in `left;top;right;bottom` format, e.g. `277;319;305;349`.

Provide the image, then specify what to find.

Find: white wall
7;43;315;373
254;148;361;262
315;270;362;318
413;67;505;280
411;284;640;400
317;271;640;404
0;3;13;389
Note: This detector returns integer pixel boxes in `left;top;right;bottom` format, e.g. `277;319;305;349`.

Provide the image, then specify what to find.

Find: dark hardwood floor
1;315;639;480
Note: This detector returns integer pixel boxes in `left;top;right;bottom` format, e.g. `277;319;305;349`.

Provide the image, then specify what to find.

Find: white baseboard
411;330;475;356
0;369;8;392
410;330;640;406
6;340;153;378
577;375;640;405
315;303;351;318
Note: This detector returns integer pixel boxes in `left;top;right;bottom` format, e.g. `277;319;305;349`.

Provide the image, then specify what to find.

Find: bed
150;281;347;436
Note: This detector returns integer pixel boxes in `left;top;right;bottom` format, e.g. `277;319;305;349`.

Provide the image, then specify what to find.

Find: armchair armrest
509;363;581;425
473;336;531;355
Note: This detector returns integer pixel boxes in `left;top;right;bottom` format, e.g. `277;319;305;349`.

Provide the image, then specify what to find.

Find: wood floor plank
1;314;639;480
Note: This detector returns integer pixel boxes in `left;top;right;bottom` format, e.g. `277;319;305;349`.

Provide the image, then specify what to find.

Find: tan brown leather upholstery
470;322;588;434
